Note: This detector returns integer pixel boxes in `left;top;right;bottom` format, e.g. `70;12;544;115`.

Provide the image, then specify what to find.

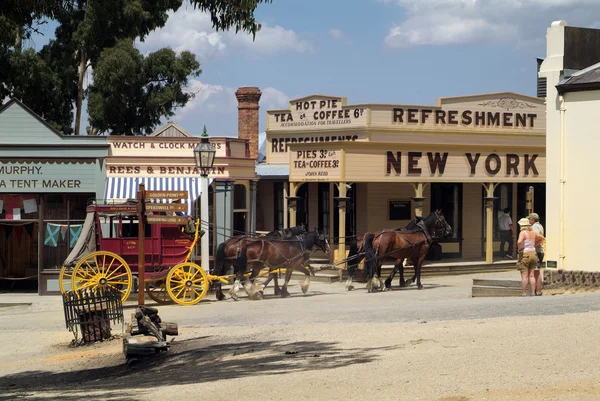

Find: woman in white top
516;218;545;296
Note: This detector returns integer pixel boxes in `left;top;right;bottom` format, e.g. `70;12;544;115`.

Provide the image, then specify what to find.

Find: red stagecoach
59;200;215;305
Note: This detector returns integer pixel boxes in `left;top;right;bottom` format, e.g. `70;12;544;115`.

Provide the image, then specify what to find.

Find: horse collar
417;220;432;243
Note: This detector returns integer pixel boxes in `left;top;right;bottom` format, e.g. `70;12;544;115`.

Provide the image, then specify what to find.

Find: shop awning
104;177;214;215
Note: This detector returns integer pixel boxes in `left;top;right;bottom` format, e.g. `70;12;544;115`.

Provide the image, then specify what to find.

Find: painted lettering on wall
271;98;365;129
0;166;42;175
392;108;538;128
108;165;226;176
0;164;82;189
385;151;539;177
293;149;340;179
272;135;359;153
0;179;81;188
111;142;222;150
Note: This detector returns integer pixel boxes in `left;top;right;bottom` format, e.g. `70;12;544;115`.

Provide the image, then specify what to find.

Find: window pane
234;184;246;209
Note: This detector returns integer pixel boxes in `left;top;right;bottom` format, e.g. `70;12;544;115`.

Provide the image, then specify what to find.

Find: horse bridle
433;210;452;238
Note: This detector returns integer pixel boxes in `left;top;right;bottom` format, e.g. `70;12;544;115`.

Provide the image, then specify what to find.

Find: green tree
0;0;273;134
87;39;201;135
0;0;69;51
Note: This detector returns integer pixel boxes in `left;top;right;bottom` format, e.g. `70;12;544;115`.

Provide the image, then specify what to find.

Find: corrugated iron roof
255;163;289;178
557;62;600;93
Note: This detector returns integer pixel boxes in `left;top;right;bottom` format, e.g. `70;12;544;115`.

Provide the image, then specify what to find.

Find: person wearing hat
528;213;545;295
516;217;545;296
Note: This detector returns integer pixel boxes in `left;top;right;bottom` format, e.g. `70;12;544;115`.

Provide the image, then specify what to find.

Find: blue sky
28;0;600;136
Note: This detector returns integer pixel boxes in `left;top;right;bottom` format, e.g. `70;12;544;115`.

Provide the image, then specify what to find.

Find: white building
539;21;600;271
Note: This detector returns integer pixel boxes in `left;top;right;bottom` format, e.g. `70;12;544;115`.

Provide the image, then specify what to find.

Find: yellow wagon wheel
166;262;208;306
71;251;133;303
145;280;174;305
59;265;75;294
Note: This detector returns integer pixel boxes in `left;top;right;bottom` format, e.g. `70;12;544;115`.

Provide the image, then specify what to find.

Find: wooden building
104;122;257;264
256;92;546;264
0;99;108;294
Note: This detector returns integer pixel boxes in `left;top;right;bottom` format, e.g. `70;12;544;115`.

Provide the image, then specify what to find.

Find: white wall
562;90;600;271
539;21;566;269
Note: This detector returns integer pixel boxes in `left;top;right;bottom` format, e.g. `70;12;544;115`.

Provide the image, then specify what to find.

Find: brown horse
346;211;452;292
230;229;330;300
345;218;422;291
212;225;306;300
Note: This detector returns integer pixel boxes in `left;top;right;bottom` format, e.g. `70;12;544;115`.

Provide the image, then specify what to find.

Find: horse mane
264;225;306;239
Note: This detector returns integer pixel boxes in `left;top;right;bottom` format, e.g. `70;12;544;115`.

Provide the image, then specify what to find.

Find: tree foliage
0;0;273;135
88;39;201;135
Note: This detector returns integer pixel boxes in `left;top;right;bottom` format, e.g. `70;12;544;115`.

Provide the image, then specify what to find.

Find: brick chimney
235;87;262;160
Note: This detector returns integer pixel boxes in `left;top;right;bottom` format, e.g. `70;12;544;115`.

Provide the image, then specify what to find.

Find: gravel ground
1;272;600;401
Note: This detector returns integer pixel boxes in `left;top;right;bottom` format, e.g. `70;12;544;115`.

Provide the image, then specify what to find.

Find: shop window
318;183;330;235
273;182;284;230
431;183;462;241
492;184;513;240
295;184;308;229
333;183;356;245
234;184;246;210
43;193;94;270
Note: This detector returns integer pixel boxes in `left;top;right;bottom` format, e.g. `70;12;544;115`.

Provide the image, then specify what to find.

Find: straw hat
518;217;531;226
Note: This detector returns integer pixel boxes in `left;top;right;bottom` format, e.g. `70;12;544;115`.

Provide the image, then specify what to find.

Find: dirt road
1;273;600;401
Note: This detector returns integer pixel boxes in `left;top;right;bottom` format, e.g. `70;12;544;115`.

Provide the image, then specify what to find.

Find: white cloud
329;28;344;39
383;0;600;49
260;87;290;110
329;28;352;44
171;81;290;136
138;4;311;61
176;80;237;118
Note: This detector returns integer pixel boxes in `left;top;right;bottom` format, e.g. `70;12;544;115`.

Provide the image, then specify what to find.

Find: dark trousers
500;230;513;255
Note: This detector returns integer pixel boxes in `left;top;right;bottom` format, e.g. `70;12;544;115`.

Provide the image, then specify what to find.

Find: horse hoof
253;291;264;300
281;291;291;298
347;285;354;291
230;293;239;301
405;279;413;286
418;285;424;290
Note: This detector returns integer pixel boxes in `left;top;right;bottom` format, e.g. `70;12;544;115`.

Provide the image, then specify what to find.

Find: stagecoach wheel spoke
59;265;75;294
105;272;128;281
145;281;174;304
72;251;132;303
166;262;208;305
106;280;129;286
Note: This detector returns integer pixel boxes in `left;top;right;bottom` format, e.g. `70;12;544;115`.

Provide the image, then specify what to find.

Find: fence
62;287;124;344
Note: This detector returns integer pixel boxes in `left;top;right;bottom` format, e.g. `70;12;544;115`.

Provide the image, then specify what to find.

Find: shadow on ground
0;337;390;400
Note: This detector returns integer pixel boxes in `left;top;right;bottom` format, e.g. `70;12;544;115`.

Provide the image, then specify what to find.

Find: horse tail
346;238;361;277
212;242;227;299
213;242;226;276
363;233;378;279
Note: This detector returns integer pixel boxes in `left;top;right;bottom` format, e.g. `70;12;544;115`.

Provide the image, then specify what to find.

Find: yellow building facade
257;93;546;264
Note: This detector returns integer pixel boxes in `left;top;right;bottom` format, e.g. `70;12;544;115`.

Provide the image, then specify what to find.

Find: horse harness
371;220;433;261
247;235;312;269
